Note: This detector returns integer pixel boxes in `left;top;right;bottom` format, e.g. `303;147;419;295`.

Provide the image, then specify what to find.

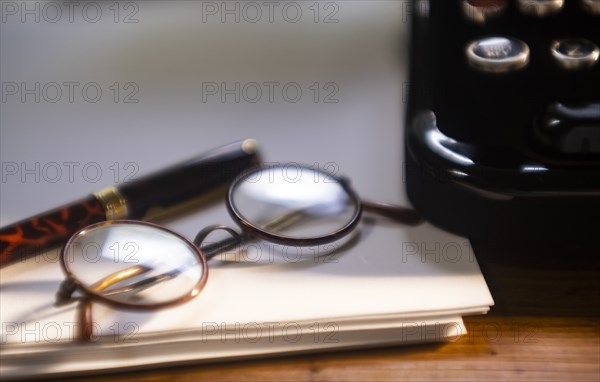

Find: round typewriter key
517;0;563;17
550;38;600;70
466;36;530;73
581;0;600;15
462;0;507;24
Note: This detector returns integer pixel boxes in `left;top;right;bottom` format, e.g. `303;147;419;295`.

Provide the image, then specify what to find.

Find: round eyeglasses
56;164;422;341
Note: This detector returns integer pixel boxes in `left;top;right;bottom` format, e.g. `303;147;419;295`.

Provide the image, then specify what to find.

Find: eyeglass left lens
228;164;361;244
63;222;206;307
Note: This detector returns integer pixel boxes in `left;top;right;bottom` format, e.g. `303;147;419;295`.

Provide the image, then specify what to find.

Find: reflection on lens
64;222;205;307
229;164;360;241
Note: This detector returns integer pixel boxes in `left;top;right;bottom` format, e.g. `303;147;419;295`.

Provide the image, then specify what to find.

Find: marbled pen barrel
0;140;260;267
0;196;106;267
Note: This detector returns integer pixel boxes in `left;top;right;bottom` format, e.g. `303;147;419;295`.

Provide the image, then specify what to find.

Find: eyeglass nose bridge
194;224;244;260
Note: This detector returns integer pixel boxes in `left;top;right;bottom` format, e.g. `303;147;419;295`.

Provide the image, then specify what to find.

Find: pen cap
116;139;261;219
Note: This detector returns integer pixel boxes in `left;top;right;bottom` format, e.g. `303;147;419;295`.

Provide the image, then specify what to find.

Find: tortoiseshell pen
0;139;260;267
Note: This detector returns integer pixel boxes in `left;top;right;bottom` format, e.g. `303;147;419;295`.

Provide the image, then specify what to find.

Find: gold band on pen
93;187;129;220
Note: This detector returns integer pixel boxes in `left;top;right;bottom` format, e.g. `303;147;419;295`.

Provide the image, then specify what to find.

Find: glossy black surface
405;0;600;241
535;102;600;154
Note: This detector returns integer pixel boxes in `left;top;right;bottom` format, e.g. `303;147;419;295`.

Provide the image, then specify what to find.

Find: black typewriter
404;0;600;247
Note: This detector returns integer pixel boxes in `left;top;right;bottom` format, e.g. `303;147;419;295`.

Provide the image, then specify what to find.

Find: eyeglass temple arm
96;269;180;296
69;265;176;343
77;299;94;342
89;265;153;292
257;201;423;227
361;200;423;225
198;201;422;259
57;264;171;307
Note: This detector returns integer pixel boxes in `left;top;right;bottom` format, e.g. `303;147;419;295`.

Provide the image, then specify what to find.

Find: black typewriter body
405;0;600;247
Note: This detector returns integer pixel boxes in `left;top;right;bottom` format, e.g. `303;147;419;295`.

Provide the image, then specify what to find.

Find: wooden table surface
60;242;600;382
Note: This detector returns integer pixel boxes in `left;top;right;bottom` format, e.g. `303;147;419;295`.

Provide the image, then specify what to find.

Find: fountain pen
0;139;260;267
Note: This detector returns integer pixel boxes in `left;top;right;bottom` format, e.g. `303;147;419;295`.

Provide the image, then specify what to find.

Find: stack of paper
0;206;493;378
